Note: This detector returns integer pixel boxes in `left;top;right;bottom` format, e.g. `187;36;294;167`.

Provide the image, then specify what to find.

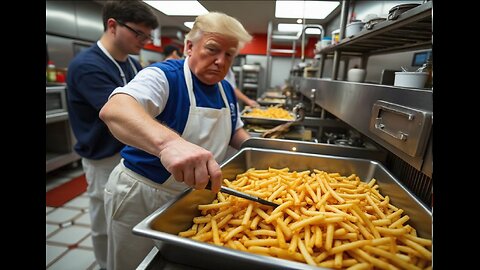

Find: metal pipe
332;1;350;80
319;53;326;78
291;40;296;72
265;21;273;89
298;24;324;62
338;1;350;41
332;51;341;80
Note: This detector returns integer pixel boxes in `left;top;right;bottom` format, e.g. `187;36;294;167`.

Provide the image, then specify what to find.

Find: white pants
104;159;188;270
81;153;121;269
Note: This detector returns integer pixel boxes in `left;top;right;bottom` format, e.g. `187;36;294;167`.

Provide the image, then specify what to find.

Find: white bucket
394;72;428;88
346;21;365;37
347;68;366;82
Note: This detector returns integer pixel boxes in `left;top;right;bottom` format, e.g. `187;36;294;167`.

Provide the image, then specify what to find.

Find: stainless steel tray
241;137;387;164
133;148;432;270
263;91;285;99
241;107;296;126
257;97;286;106
257;91;287;106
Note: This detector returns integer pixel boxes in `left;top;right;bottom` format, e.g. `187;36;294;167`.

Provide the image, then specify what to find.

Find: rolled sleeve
110;67;169;117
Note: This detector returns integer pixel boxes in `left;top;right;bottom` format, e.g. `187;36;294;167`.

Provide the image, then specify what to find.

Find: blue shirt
66;43;142;159
120;59;239;184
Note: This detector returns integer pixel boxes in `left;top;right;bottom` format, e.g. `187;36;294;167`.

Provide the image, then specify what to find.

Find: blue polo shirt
66;43;141;159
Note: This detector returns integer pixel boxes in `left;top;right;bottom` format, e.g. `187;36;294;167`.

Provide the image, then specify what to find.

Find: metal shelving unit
289;1;433;206
317;1;432;79
240;64;262;99
46;85;80;173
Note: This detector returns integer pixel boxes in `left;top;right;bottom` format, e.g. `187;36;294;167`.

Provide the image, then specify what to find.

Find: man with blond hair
100;12;252;270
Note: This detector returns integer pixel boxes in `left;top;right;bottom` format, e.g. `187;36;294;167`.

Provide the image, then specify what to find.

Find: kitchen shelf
319;1;432;56
239;64;262;100
46;111;68;124
46;151;80;173
46;85;80;173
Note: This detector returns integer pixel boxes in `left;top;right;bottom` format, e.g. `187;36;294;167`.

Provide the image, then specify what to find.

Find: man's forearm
99;93;180;156
230;128;251;149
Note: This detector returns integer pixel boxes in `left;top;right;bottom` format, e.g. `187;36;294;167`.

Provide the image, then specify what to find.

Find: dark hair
102;0;158;31
163;45;183;57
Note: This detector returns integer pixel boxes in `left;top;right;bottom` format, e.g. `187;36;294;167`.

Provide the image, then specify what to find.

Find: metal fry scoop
205;182;279;208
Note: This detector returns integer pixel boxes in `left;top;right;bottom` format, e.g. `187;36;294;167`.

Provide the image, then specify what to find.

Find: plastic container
46;61;57;82
346;21;365;37
331;29;340;44
394;72;428;88
320;37;331;48
347;68;366;82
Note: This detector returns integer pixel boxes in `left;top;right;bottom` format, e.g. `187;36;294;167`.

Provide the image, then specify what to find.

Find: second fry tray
240;107;297;126
133;148;432;270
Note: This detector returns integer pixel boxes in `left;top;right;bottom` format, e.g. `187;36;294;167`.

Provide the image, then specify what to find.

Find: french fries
243;106;294;120
179;168;432;269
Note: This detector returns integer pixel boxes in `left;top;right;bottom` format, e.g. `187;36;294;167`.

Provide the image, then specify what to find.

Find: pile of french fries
243;106;294;120
179;168;432;270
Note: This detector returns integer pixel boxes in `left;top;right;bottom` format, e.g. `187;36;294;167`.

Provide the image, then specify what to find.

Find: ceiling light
272;35;299;40
297;19;303;24
275;1;339;19
305;28;321;34
184;22;195;29
144;1;208;16
278;23;302;32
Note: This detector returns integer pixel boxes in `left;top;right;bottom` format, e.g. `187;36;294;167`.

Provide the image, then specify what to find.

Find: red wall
239;33;318;58
143;37;177;53
145;33;318;58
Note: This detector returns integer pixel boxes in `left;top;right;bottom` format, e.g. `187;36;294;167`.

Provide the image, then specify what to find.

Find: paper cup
394;72;428;88
347;68;366;82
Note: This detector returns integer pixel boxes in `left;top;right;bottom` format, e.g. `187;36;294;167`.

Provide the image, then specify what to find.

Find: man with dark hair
66;1;158;269
163;44;183;60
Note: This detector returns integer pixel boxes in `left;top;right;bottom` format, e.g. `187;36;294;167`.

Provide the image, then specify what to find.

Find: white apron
104;57;232;270
160;57;232;190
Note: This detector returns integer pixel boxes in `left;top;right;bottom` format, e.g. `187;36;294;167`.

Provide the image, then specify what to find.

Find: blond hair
185;12;252;51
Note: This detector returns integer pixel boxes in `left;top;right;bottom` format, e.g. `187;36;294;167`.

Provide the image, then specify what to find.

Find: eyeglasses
117;20;153;42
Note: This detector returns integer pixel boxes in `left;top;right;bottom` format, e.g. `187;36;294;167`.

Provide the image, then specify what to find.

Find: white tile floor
46;164;101;270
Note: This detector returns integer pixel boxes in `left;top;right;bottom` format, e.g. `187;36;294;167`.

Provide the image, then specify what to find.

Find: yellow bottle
47;61;57;82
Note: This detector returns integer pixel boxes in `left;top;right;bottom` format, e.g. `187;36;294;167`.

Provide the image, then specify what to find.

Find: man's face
114;20;153;55
186;32;238;85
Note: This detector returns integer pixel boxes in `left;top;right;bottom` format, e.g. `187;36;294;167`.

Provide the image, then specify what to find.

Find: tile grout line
47;164;98;269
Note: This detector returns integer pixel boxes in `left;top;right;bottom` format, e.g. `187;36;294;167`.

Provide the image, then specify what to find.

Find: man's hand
159;137;222;193
245;99;260;107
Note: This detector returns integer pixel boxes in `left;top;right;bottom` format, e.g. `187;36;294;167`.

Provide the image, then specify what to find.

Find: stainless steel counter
290;76;432;177
135;147;431;270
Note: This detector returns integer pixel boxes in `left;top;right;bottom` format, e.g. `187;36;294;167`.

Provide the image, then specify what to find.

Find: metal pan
388;3;421;20
257;97;286;106
240;106;296;126
133;148;432;270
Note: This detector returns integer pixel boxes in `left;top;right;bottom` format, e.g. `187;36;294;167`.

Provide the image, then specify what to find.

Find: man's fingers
183;168;195;187
194;166;209;190
172;170;184;183
206;159;222;193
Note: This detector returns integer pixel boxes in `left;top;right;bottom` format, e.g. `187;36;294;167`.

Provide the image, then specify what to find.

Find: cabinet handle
310;89;317;112
374;119;408;141
373;104;414;141
377;105;415;120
